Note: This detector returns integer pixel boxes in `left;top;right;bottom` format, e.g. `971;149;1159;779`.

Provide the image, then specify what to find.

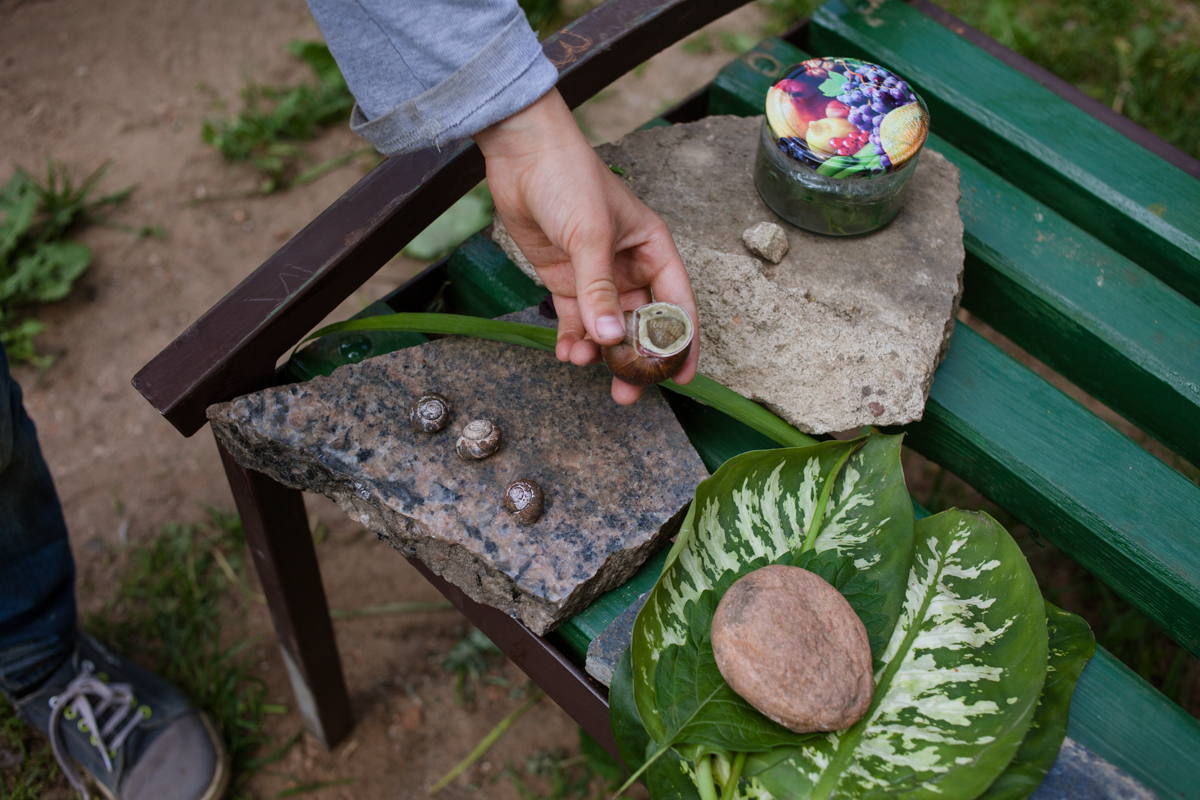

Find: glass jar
754;58;929;237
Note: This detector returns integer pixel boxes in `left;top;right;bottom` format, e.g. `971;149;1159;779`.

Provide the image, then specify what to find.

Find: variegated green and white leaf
751;510;1048;800
632;434;914;743
975;602;1095;800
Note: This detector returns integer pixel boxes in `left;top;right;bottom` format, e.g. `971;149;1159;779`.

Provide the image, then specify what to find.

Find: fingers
552;294;603;366
551;294;584;362
611;377;644;406
570;238;627;349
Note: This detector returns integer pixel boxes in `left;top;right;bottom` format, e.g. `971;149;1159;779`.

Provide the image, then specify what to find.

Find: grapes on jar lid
755;57;930;236
764;58;929;177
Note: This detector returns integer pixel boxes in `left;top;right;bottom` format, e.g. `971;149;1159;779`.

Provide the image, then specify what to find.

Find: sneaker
12;632;229;800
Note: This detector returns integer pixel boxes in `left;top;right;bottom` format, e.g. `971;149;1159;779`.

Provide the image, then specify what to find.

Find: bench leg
405;558;619;762
216;438;354;748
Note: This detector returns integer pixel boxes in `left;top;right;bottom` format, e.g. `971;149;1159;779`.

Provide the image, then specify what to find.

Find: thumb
571;243;627;346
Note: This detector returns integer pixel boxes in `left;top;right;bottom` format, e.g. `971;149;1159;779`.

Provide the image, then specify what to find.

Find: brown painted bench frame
132;0;1200;755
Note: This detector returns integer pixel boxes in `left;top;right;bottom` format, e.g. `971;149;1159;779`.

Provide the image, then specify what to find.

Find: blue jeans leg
0;343;77;698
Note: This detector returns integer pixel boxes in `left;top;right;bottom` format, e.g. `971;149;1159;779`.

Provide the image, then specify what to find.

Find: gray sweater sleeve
305;0;559;156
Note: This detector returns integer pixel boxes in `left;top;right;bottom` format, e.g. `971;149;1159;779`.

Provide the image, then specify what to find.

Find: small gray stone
207;311;707;635
585;591;650;686
742;221;788;264
596;116;964;433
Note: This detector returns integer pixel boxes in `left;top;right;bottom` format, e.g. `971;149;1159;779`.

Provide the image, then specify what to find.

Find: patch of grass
496;728;631;800
718;30;762;56
0;700;66;798
682;31;716;55
1;508;287;797
930;0;1200;159
0;160;131;367
201;41;357;194
83;508;288;799
520;0;572;37
441;627;502;706
202;0;592;192
403;181;494;262
758;0;825;35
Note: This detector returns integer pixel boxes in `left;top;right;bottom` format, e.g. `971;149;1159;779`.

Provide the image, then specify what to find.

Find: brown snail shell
456;419;501;460
503;479;544;526
600;302;694;387
410;392;451;433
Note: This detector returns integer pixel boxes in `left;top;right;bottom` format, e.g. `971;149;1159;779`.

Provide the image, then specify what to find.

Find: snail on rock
503;479;544;526
410;392;451;433
456;419;501;460
601;302;694;387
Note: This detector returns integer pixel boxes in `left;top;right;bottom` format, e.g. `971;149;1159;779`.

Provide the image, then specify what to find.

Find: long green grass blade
301;313;816;449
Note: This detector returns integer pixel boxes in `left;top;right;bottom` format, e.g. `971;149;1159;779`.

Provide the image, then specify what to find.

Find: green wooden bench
134;0;1200;796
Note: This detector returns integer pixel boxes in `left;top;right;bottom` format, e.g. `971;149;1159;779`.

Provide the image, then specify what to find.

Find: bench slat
805;0;1200;304
446;234;547;320
930;131;1200;468
1068;647;1200;800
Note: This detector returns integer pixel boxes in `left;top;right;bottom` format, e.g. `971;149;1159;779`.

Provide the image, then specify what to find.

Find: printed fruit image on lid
765;58;929;177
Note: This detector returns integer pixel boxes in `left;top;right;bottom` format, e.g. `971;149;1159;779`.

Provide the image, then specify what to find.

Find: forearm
306;0;558;155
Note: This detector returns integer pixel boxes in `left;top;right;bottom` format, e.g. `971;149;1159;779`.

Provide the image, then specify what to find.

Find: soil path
0;0;766;796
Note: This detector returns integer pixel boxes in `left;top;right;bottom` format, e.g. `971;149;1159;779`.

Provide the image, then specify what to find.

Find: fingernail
596;315;624;340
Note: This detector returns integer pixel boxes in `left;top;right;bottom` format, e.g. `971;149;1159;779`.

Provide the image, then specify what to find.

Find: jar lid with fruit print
764;57;929;178
754;57;929;235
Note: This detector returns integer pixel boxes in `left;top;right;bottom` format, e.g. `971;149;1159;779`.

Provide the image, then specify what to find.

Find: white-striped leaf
632;434;914;745
975;602;1095;800
752;509;1048;800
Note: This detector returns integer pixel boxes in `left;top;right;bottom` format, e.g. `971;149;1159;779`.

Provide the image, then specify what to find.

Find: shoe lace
48;660;146;800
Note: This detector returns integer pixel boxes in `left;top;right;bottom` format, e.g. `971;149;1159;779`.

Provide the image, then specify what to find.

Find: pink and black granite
207;317;707;635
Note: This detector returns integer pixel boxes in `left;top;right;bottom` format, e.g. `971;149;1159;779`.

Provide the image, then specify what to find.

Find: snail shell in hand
600;302;694;387
456;419;501;460
410;393;451;433
503;479;544;526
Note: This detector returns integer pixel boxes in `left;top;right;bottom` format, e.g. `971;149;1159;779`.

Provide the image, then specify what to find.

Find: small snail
600;302;694;387
503;479;544;526
410;392;451;433
456;419;501;460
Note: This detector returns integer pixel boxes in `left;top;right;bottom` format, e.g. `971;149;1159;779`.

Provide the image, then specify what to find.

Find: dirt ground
0;0;772;797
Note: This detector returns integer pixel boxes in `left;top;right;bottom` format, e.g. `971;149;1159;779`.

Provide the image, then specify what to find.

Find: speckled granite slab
207;314;707;635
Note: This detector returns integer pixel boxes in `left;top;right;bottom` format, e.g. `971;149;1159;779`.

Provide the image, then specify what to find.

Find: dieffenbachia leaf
611;648;702;800
976;602;1095;800
753;509;1049;800
615;551;890;798
632;434;915;745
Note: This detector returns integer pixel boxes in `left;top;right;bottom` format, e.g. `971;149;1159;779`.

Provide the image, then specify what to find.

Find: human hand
472;88;698;405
